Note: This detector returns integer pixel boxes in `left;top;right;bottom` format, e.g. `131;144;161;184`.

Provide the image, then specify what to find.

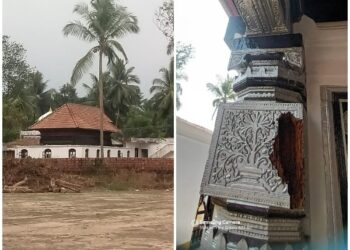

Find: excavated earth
3;191;173;250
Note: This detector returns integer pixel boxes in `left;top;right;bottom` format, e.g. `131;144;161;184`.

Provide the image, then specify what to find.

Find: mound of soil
3;159;95;192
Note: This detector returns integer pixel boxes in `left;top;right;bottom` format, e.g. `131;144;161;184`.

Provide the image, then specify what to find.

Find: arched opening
96;149;100;158
43;149;51;158
85;149;89;158
20;149;28;159
107;150;111;158
118;150;121;158
127;150;130;158
68;149;76;158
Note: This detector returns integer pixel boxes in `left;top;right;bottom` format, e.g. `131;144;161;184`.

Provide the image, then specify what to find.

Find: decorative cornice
232;0;291;36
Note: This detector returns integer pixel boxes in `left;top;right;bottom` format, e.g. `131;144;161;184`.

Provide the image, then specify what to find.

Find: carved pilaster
200;102;304;209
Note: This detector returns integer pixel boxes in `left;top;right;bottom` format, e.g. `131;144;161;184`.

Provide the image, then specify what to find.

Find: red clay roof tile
29;103;118;132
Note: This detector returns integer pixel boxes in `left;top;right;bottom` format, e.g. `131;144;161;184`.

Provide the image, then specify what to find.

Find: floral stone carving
200;102;303;208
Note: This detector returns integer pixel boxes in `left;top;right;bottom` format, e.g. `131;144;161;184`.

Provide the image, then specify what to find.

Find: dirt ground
3;191;173;250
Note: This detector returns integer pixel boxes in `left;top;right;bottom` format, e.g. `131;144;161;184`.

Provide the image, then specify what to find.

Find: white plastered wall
125;138;174;157
294;17;347;244
176;118;212;246
11;145;135;158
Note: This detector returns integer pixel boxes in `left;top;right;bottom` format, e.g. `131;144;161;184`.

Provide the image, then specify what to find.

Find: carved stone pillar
190;0;308;249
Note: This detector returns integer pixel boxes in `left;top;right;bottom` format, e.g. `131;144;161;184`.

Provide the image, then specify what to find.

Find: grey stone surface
232;0;292;36
200;102;303;208
236;87;304;103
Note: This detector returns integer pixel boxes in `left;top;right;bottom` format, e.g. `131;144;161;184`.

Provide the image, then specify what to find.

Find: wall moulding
320;86;347;248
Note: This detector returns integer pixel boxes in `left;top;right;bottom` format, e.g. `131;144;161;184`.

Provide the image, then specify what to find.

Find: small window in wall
141;149;148;158
97;149;100;158
43;149;51;158
127;150;130;158
135;148;139;158
69;149;76;158
107;150;111;158
118;150;121;158
85;149;89;158
20;149;28;159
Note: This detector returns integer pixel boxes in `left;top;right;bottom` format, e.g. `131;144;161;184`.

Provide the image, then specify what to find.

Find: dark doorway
141;149;148;158
20;149;28;158
43;149;51;158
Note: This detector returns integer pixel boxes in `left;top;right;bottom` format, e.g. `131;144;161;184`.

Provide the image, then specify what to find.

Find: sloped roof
29;103;118;132
6;137;41;147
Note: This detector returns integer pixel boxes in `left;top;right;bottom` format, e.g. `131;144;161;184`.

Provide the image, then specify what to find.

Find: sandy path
3;191;173;250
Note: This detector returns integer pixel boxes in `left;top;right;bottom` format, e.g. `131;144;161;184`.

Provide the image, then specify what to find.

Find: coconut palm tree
150;58;174;119
82;73;109;107
106;59;141;123
63;0;139;158
207;74;237;119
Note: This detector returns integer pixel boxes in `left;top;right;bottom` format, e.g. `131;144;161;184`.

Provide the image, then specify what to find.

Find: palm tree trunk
99;49;104;160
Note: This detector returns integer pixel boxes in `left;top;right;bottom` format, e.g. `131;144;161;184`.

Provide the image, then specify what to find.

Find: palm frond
71;46;98;85
63;21;96;42
73;3;90;21
108;6;139;38
107;40;128;61
206;82;223;98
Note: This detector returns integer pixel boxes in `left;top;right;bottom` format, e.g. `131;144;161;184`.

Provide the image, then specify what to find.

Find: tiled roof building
29;103;118;132
28;103;118;146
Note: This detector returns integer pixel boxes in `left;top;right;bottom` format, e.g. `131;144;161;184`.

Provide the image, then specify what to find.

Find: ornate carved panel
228;47;304;73
232;0;291;36
200;102;303;208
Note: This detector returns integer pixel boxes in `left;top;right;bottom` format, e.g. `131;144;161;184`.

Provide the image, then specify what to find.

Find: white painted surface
7;138;173;159
8;145;134;159
294;17;347;244
176;117;212;245
125;138;174;158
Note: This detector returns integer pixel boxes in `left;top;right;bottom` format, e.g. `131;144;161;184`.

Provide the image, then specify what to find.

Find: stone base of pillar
191;203;307;250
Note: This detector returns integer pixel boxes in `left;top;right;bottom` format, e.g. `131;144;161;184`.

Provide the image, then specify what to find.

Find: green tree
2;35;32;97
3;79;37;142
82;74;100;107
3;100;30;142
52;83;80;108
121;99;168;139
63;0;139;157
82;60;141;125
150;59;174;119
27;71;55;118
2;36;60;142
206;74;237;119
106;60;141;124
